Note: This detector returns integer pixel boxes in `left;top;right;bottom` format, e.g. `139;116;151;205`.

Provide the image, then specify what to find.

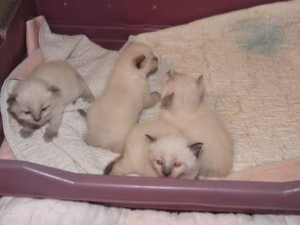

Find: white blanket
2;1;300;173
1;0;300;224
1;17;170;174
0;197;299;225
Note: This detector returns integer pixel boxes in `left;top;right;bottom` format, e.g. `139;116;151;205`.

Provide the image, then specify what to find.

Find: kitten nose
33;115;41;122
162;169;171;177
153;56;158;61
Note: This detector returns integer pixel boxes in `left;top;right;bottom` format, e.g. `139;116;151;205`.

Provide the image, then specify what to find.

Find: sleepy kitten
84;42;160;153
104;118;203;179
159;71;233;177
7;60;94;142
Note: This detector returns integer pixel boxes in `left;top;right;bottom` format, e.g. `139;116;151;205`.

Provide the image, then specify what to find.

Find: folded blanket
1;1;300;224
2;0;300;177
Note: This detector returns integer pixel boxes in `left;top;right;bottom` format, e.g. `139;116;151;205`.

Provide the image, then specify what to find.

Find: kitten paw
43;130;58;142
20;128;33;139
151;91;161;103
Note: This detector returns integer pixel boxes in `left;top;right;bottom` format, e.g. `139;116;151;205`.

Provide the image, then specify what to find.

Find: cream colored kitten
7;60;94;142
105;118;203;179
84;42;160;153
159;71;233;177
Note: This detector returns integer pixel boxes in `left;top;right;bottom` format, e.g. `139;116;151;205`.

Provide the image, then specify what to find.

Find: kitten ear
188;142;204;158
161;93;174;107
135;55;146;69
48;86;60;94
196;75;205;101
145;134;156;143
7;94;17;106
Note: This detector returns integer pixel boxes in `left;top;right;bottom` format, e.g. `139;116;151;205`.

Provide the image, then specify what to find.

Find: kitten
147;134;203;179
84;42;161;153
159;71;233;177
7;60;94;142
105;118;203;179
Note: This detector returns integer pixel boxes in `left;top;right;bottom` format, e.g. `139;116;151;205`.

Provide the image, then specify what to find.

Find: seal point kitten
84;41;161;153
7;60;94;142
159;71;233;177
146;134;203;179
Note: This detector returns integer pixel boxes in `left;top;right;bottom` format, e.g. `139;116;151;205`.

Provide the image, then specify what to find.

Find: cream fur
8;60;94;142
159;71;233;177
149;134;202;179
84;42;160;153
110;118;179;177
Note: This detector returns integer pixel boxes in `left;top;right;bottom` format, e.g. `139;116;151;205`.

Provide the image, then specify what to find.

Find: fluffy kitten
105;118;203;179
7;60;94;142
159;71;233;177
84;42;161;153
148;134;203;179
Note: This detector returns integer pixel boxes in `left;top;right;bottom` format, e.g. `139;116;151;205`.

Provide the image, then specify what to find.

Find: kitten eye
156;159;163;166
24;111;31;115
41;107;48;112
174;162;182;168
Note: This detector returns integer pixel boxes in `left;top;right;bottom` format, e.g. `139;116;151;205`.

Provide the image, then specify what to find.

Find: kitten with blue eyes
7;60;94;142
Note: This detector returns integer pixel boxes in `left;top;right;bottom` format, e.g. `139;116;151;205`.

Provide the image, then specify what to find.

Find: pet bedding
1;1;300;224
1;1;300;174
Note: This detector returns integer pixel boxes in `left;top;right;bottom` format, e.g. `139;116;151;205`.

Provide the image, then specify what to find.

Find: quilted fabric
0;18;168;173
1;0;300;174
133;0;300;171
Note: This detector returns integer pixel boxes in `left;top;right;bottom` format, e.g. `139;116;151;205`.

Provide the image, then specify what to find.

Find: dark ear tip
189;142;204;158
136;55;146;69
145;134;156;143
49;86;60;93
7;95;17;105
162;92;174;107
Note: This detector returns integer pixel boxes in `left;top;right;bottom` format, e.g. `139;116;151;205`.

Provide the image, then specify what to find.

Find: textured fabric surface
0;196;300;225
1;17;167;174
1;1;300;224
133;0;300;171
2;0;300;173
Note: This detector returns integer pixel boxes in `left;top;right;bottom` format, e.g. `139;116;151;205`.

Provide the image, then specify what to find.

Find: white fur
8;60;94;142
110;118;180;177
149;134;201;179
159;72;233;177
84;42;160;153
109;117;203;179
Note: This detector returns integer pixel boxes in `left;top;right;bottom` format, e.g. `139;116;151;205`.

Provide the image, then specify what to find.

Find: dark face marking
48;86;60;94
196;75;203;86
135;55;146;69
7;95;17;106
161;93;174;107
162;166;172;177
145;134;156;143
188;142;204;158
